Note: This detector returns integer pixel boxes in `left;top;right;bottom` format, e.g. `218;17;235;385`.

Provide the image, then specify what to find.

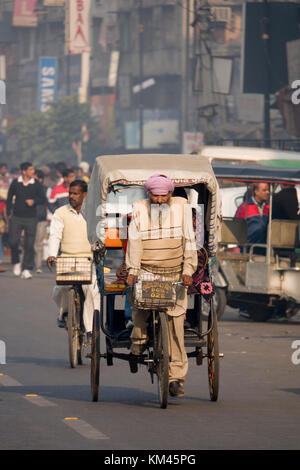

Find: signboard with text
65;0;91;54
39;57;57;113
13;0;38;27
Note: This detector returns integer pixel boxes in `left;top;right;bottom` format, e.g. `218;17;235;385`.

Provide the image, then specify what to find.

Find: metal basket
132;270;182;310
56;257;93;285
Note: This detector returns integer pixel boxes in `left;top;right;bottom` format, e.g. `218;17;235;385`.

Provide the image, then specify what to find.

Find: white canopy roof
83;154;221;255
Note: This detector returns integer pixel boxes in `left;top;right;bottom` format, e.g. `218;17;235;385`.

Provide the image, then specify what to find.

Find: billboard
38;57;57;113
13;0;38;27
65;0;91;55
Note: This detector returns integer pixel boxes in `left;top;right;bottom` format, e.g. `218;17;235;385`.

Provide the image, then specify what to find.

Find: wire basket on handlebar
132;268;185;310
56;257;93;285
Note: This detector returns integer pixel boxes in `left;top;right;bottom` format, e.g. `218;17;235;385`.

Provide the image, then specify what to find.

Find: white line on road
24;394;58;407
63;417;110;440
0;373;22;386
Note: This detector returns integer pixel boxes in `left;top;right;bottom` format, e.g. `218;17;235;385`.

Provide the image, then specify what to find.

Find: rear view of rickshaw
212;163;300;322
83;154;223;408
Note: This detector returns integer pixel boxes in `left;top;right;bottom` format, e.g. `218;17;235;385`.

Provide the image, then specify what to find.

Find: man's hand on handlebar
47;256;56;271
182;274;193;287
126;274;137;286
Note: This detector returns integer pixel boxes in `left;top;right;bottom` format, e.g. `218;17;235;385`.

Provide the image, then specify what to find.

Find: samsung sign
39;57;57;113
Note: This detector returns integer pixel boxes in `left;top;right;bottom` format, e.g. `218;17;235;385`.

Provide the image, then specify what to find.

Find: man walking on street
6;162;47;279
34;170;49;273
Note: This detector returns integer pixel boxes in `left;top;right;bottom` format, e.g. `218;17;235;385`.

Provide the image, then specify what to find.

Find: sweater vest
56;205;92;257
134;197;190;270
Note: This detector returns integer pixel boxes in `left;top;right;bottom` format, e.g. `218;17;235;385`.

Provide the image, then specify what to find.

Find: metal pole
138;0;144;150
266;183;273;265
262;0;271;147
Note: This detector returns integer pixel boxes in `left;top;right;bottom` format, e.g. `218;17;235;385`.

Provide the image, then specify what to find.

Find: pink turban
144;174;174;195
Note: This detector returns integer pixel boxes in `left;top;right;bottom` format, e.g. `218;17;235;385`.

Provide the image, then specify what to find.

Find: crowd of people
0;160;91;276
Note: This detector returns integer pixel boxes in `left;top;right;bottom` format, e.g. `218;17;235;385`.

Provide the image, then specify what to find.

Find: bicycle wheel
207;300;220;401
67;288;79;369
155;311;169;409
91;309;100;402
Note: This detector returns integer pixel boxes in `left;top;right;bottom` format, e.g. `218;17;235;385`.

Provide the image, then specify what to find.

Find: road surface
0;261;299;451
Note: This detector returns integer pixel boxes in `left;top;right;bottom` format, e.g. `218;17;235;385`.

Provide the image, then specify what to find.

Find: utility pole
262;0;271;147
138;0;144;150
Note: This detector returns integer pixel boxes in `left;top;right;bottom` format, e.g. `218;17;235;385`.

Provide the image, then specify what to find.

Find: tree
8;96;103;167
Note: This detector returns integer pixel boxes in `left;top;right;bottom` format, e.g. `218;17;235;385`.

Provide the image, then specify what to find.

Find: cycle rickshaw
83;153;222;408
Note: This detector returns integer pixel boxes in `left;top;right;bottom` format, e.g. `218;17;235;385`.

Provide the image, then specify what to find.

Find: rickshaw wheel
67;289;79;369
207;301;220;402
155;311;169;409
91;310;100;402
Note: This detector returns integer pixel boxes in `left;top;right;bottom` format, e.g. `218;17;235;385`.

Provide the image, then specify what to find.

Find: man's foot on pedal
125;320;134;329
86;332;92;345
169;381;185;398
129;353;139;373
57;312;68;328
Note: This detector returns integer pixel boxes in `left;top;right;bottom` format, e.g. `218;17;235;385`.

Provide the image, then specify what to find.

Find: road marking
63;417;109;440
24;394;57;407
0;374;22;386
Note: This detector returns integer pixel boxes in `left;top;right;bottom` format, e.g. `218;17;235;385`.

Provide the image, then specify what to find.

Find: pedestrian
0;163;11;201
6;162;47;279
0;162;11;269
78;161;90;183
34;170;49;273
48;168;75;213
0;199;7;272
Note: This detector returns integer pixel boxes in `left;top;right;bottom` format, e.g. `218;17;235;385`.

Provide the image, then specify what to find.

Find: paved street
0;259;299;451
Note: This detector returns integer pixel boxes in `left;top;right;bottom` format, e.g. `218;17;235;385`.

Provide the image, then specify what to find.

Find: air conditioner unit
211;7;232;23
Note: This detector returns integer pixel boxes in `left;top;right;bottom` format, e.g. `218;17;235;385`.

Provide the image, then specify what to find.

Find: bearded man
126;174;198;398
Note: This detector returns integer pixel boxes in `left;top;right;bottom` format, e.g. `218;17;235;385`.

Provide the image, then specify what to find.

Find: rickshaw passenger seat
270;220;300;263
220;218;247;245
270;219;300;249
218;218;249;261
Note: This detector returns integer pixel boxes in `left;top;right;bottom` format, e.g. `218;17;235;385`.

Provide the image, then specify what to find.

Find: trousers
34;220;48;270
131;309;188;384
52;267;100;333
9;216;37;270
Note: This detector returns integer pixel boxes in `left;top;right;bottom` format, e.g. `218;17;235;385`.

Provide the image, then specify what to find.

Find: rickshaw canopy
212;163;300;185
83;154;221;256
198;145;300;168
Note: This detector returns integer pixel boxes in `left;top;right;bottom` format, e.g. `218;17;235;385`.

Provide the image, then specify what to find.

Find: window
140;8;153;52
162;5;176;47
119;12;131;52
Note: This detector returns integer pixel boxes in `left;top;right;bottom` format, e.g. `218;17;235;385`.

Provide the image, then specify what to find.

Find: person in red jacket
235;183;270;248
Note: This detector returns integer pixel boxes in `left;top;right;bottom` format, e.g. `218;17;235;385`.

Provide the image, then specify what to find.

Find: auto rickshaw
212;163;300;322
83;153;222;408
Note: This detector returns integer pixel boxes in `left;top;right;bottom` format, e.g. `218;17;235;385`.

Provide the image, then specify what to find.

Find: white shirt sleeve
48;212;64;257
